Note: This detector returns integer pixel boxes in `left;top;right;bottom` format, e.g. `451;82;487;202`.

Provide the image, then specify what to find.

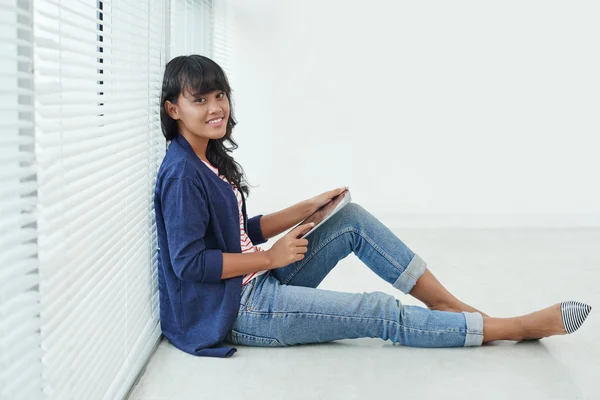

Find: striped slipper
561;301;592;334
523;300;592;341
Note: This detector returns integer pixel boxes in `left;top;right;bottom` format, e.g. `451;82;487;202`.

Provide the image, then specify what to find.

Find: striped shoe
560;301;592;334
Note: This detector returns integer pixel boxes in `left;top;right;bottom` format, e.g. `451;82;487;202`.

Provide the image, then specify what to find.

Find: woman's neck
180;129;209;162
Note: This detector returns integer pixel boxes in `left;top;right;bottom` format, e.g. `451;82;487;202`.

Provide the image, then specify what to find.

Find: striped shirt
201;159;269;286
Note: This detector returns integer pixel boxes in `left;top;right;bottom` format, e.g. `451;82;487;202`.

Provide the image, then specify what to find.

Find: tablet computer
295;188;352;239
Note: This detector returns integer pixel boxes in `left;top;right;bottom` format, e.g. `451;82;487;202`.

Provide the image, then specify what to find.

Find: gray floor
127;229;599;400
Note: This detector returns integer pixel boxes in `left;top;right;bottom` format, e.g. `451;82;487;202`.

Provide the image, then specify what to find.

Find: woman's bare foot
519;303;567;340
428;300;491;318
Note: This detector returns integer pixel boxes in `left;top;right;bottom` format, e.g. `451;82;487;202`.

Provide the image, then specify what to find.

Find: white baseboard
369;212;600;229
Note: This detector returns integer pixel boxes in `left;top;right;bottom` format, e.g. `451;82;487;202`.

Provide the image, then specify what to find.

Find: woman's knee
337;202;379;233
337;202;367;222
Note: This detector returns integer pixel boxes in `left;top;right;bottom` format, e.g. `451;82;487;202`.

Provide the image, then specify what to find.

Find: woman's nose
207;98;221;112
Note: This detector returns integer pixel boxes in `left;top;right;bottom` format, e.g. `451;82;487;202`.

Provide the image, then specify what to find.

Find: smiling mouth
207;117;224;125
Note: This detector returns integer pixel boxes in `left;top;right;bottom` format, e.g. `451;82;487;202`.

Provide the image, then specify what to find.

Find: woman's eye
194;93;224;103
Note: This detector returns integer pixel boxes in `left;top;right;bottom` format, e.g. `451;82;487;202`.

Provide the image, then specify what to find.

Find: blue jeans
223;203;484;348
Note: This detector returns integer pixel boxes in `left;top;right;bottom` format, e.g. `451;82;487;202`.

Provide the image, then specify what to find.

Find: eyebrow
190;90;222;97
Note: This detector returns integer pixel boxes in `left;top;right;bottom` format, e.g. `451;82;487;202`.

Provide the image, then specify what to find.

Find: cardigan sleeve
161;177;223;283
247;214;267;245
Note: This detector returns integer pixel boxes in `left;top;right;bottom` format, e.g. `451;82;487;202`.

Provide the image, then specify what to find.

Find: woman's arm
259;199;316;240
221;251;273;279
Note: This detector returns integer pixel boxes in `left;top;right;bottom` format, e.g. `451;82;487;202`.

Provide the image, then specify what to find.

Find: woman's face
166;89;230;140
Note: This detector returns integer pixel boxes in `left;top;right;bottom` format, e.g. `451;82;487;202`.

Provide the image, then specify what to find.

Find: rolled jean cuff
462;311;484;347
392;253;427;294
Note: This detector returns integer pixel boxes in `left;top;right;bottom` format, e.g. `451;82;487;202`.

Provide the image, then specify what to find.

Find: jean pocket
229;329;283;347
239;278;257;310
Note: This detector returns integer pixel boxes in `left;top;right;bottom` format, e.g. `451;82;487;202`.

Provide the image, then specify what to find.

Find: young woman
154;54;592;358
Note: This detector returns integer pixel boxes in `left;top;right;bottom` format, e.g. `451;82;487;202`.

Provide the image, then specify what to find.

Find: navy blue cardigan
153;133;267;357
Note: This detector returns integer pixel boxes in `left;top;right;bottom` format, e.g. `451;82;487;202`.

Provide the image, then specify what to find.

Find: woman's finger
294;238;309;246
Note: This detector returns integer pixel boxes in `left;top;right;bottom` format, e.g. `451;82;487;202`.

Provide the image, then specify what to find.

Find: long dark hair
160;55;253;197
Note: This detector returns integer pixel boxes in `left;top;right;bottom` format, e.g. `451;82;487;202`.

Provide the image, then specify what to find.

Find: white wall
230;0;600;228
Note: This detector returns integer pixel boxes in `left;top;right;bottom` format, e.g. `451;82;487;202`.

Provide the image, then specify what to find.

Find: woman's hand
307;186;348;213
267;222;314;269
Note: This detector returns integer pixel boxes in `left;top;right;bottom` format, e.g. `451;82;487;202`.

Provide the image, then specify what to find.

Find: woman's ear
165;100;180;120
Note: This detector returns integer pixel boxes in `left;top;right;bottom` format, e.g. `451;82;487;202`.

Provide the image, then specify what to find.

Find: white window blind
0;1;43;399
3;0;221;397
170;0;213;58
33;0;167;398
168;0;234;88
212;0;235;85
